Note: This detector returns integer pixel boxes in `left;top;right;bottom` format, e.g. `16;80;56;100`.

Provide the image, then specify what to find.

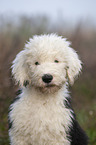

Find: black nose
42;74;53;83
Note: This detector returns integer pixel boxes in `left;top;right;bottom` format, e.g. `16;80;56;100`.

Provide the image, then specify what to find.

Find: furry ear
11;50;29;86
66;47;82;85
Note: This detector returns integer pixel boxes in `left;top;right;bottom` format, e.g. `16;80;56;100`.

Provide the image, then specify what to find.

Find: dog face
12;34;82;93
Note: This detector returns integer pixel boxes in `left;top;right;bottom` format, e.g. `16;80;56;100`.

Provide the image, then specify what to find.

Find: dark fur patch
23;80;29;87
69;119;88;145
8;105;14;129
64;96;72;109
8;89;22;129
64;96;88;144
8;115;13;129
16;89;22;96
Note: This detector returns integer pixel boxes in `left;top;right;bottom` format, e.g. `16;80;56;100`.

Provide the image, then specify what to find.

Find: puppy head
12;34;82;93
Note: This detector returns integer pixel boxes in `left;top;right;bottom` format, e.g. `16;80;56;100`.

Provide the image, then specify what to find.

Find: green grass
0;137;9;145
76;103;96;145
72;76;96;145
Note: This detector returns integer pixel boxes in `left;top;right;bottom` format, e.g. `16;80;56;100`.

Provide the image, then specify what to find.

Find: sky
0;0;96;25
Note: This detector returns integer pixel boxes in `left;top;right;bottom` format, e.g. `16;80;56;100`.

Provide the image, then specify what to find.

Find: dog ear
11;50;29;87
66;47;82;85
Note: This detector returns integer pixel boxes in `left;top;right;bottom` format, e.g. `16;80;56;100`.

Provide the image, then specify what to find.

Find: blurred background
0;0;96;144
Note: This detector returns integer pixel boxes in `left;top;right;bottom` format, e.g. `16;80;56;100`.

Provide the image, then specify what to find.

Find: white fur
9;34;82;145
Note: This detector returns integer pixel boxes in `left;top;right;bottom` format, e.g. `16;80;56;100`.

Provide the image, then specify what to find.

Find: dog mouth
37;83;62;93
45;84;56;88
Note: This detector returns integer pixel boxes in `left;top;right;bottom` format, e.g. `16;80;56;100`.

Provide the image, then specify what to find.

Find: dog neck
22;83;69;102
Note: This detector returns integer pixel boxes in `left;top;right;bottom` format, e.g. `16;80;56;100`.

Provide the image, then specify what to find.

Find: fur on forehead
25;34;71;55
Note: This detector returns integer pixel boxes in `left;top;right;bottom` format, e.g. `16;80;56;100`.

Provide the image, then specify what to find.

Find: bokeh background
0;0;96;144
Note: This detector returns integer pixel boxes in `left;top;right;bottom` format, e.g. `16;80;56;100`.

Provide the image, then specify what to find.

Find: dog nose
42;74;53;83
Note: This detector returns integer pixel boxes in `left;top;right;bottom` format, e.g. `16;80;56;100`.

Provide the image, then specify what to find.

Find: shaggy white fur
9;34;82;145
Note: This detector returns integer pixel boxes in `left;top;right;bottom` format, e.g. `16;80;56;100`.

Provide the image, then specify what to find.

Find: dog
8;34;88;145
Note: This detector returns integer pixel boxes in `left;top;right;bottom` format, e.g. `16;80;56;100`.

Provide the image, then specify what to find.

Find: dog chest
10;93;71;145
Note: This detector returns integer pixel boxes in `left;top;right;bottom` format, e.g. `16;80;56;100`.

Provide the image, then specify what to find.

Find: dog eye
35;62;40;65
54;60;59;63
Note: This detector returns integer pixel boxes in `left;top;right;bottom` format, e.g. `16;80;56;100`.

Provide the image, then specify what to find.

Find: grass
72;76;96;145
76;104;96;145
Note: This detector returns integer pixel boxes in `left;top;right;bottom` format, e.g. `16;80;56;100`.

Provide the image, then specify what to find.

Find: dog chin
37;84;62;94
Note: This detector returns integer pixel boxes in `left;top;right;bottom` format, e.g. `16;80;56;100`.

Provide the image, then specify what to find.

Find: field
0;15;96;145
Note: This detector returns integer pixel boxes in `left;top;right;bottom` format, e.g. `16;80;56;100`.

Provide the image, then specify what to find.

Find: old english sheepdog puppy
8;34;88;145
